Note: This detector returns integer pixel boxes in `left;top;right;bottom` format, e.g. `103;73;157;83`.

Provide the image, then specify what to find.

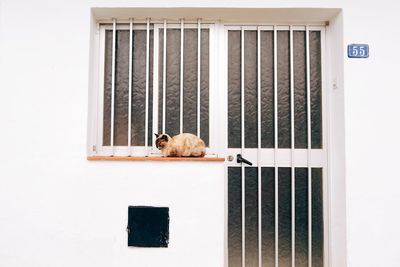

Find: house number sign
348;44;369;58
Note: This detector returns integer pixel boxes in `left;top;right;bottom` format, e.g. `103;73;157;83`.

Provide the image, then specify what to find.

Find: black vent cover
127;206;169;247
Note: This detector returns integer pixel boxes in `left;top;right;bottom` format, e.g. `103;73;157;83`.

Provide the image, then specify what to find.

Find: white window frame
90;21;217;157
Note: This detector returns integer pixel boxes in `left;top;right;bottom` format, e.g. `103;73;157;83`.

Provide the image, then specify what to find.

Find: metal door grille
226;25;327;267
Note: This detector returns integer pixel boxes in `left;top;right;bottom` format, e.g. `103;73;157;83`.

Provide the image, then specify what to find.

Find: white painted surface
0;1;400;267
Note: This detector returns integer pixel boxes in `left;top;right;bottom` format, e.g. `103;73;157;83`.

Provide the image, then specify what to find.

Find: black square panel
127;206;169;247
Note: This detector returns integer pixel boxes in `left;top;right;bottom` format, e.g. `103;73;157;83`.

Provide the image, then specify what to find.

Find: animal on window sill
154;133;206;157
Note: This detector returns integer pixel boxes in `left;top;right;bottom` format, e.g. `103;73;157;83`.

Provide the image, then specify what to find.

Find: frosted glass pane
312;168;324;267
245;167;259;267
310;31;322;149
114;30;130;146
261;167;275;267
277;31;291;148
278;167;292;267
228;30;242;148
166;29;181;136
294;31;307;149
103;30;112;146
131;30;153;146
200;29;210;146
295;168;309;267
260;31;275;148
183;29;198;135
244;31;258;148
228;167;242;267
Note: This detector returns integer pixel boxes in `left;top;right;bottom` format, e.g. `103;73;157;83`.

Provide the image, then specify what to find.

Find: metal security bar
257;26;262;267
162;19;167;134
240;26;246;267
152;22;159;150
306;25;312;267
197;19;202;137
145;18;150;154
273;25;279;267
110;18;116;153
128;18;133;154
290;25;296;267
226;24;326;267
180;19;184;134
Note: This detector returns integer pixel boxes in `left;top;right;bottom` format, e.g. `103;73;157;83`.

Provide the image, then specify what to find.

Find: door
224;25;328;267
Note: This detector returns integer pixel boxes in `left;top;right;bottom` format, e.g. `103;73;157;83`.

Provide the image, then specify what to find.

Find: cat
154;133;206;157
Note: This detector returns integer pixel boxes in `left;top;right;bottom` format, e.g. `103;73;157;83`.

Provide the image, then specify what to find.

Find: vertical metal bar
197;19;201;137
152;25;159;150
289;25;296;267
273;25;279;267
128;18;133;155
241;27;246;267
162;19;167;133
257;26;262;267
180;19;184;134
306;25;312;267
145;18;150;155
110;18;116;153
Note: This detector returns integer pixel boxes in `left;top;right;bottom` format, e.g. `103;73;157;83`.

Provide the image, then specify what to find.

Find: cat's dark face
154;133;170;150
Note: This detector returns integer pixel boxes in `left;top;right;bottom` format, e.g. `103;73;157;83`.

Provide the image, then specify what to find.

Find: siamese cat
154;133;206;157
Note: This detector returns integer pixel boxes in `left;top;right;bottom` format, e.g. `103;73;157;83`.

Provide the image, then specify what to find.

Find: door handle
236;154;253;166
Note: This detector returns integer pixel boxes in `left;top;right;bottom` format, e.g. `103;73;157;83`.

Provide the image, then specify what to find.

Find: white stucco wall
0;1;399;267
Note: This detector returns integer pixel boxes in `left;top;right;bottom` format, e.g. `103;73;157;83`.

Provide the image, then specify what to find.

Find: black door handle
237;154;253;166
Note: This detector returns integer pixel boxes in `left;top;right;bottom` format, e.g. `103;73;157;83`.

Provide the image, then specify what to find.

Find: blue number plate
348;44;369;58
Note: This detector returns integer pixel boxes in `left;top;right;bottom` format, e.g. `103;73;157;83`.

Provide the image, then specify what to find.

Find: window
92;19;213;156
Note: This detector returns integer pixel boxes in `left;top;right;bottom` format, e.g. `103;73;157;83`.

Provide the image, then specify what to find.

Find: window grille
95;19;211;156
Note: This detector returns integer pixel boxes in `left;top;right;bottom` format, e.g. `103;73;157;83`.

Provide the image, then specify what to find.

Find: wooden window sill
87;156;225;162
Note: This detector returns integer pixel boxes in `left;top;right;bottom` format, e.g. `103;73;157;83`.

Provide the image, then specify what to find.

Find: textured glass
165;29;181;136
312;168;324;267
277;31;291;148
244;31;258;148
114;30;129;146
228;167;242;267
245;167;259;267
310;31;322;148
295;168;309;267
131;30;153;146
200;29;210;146
278;167;292;267
294;31;308;148
103;30;113;146
260;31;275;148
261;167;275;267
183;29;198;135
228;31;242;148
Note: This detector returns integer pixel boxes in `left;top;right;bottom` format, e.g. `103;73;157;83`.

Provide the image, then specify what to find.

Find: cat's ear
154;133;160;138
161;134;169;141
